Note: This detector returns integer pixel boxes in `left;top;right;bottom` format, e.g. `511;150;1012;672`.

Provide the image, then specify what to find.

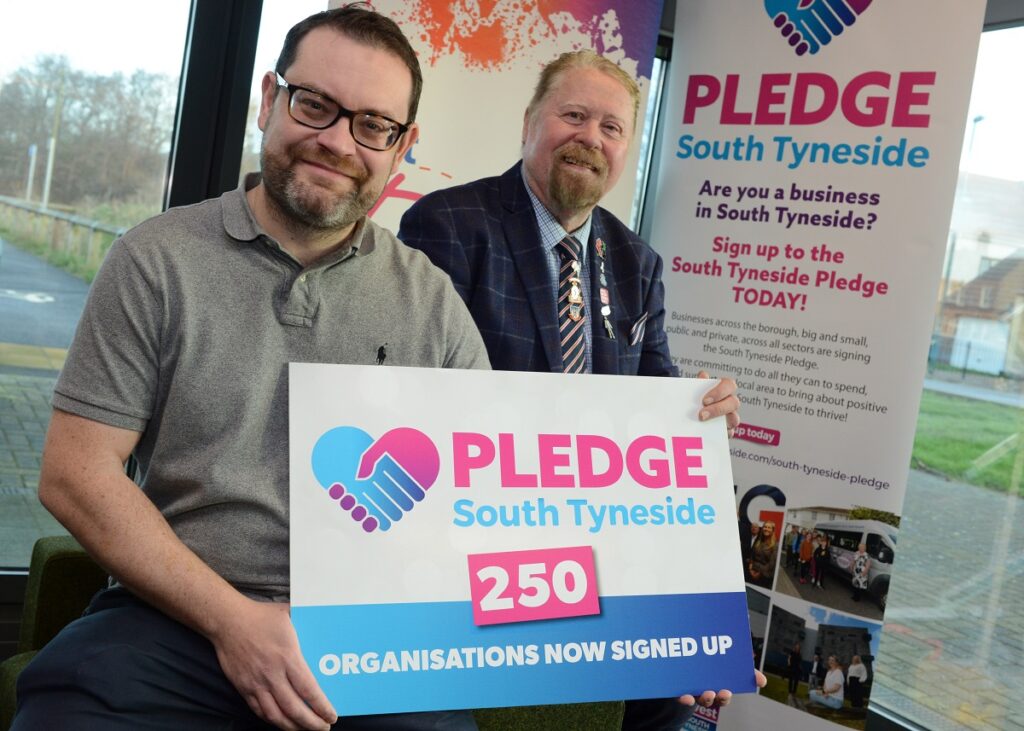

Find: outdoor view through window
868;24;1024;731
0;1;191;568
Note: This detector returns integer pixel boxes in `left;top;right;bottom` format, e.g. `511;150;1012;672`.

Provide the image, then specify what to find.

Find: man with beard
13;7;486;731
399;51;759;730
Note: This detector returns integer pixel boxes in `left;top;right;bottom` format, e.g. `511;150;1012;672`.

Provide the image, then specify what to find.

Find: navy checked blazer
398;162;679;377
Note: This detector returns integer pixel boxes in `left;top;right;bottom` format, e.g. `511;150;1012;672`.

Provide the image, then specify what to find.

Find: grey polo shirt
53;179;489;598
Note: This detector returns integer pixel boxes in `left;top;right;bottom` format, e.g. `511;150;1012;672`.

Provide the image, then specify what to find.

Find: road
0;238;86;567
0;239;89;351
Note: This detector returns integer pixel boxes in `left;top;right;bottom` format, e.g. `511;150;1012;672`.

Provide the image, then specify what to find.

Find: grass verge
0;226;111;283
912;390;1022;493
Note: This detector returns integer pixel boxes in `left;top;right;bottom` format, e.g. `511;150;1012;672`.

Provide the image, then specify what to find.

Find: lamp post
40;70;66;211
968;114;985;156
961;114;985;201
25;143;38;203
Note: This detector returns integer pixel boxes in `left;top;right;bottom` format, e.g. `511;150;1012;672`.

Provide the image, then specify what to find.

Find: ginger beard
546;141;609;215
260;137;380;232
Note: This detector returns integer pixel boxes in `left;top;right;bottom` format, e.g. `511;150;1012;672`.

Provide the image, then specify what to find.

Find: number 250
476;561;587;611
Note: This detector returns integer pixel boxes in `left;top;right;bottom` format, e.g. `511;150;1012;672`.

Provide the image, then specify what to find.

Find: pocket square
629;313;649;346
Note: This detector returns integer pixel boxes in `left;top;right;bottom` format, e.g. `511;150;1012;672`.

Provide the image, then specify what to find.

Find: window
865;534;891;564
830;530;860;552
238;1;332;186
0;0;191;569
630;55;667;230
872;23;1024;731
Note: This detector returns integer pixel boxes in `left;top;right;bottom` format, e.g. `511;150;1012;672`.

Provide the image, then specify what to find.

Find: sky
247;1;330;108
957;25;1024;181
0;2;1021;182
0;1;324;83
0;1;193;78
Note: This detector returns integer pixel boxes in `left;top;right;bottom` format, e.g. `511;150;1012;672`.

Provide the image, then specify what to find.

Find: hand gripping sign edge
311;426;440;534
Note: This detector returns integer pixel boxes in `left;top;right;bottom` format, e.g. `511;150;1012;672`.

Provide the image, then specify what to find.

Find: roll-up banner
361;0;665;231
649;2;985;729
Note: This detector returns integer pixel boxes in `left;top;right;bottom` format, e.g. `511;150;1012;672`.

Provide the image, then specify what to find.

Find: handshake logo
764;0;874;56
311;427;440;534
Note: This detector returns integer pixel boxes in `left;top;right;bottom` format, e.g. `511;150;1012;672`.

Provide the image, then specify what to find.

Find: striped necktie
557;235;586;374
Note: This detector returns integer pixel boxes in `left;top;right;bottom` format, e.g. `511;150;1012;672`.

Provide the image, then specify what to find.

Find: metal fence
0;196;125;273
930;333;994;373
930;332;1024;380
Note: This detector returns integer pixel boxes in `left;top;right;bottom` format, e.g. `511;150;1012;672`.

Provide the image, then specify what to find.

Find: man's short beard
260;142;380;233
548;167;604;214
547;142;607;215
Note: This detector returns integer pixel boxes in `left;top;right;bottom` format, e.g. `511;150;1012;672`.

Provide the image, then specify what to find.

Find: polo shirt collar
222;173;374;262
221;174;262;243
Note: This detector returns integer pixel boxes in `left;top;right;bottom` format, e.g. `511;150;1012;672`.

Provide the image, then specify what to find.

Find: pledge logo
764;0;874;56
311;427;440;534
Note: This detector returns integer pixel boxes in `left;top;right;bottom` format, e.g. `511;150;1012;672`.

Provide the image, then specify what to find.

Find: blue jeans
808;690;844;709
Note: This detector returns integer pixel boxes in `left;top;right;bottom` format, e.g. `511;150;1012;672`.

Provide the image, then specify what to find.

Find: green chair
0;535;109;730
0;537;622;729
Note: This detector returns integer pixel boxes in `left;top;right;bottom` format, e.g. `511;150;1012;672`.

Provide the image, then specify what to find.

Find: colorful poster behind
289;364;756;715
355;0;664;231
647;2;985;729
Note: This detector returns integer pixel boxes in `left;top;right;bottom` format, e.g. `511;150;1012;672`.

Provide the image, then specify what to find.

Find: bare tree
0;55;177;219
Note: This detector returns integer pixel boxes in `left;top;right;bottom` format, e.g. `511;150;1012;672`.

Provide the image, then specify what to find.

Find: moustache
556;143;608;175
295;144;370;183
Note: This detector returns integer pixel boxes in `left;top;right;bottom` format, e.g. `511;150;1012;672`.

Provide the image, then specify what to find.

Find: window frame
164;0;263;210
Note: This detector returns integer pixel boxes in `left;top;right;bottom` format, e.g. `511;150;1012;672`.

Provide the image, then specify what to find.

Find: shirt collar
521;166;592;256
221;174;262;243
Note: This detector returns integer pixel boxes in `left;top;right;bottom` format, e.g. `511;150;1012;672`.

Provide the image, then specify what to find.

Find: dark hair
275;3;423;123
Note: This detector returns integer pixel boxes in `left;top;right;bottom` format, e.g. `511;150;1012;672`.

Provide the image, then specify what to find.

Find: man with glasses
399;50;759;729
14;6;486;731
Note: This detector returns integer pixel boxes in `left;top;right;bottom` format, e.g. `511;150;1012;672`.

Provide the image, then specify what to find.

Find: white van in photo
814;519;898;610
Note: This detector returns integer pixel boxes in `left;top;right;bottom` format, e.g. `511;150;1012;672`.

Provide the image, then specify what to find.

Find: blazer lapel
500;166;562;372
589;216;620;375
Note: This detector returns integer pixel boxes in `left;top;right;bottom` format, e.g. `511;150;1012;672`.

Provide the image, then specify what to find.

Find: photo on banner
646;1;986;729
351;0;664;231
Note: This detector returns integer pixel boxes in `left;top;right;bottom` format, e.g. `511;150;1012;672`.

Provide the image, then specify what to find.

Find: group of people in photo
788;644;871;712
785;525;831;589
744;521;842;592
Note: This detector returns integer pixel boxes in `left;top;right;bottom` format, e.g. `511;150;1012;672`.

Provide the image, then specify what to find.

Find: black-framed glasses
275;73;410;151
